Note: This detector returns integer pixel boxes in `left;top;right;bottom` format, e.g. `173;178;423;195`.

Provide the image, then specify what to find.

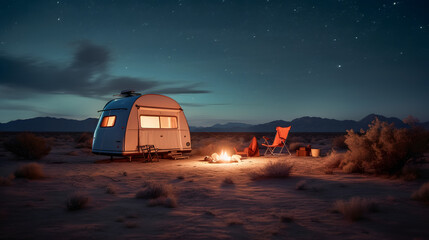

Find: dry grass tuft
249;161;293;180
295;180;307;190
148;196;178;208
222;177;234;185
333;197;378;221
66;193;90;211
14;163;45;179
411;182;429;203
75;132;93;149
324;151;344;170
105;184;116;194
136;182;177;208
4;133;51;160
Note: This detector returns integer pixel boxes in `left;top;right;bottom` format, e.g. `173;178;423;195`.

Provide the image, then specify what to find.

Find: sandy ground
0;133;428;240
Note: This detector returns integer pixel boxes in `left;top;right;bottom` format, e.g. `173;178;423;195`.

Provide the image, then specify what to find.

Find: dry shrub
66;193;90;211
14;163;45;179
411;182;429;203
106;184;116;194
148;196;178;208
4;133;51;160
136;182;177;208
332;135;347;150
76;133;93;149
338;119;429;175
401;165;420;181
249;161;293;180
295;180;307;190
324;151;344;169
333;197;378;221
222;177;234;185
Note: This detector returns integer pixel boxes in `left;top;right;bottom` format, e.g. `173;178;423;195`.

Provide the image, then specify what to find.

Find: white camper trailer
92;93;192;158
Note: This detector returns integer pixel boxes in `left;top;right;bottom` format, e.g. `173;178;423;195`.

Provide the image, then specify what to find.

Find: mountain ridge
0;114;427;132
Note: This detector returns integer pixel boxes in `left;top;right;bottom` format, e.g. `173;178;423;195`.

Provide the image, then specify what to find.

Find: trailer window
140;116;160;128
101;116;116;127
160;116;177;128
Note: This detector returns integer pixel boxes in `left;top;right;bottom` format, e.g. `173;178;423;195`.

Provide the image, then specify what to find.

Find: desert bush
324;151;344;169
249;161;293;180
66;193;90;211
337;119;429;175
136;182;172;199
76;132;93;149
222;177;234;185
4;133;51;160
136;182;177;208
148;196;178;208
106;184;116;194
411;182;429;203
333;197;378;221
14;163;45;179
332;135;347;150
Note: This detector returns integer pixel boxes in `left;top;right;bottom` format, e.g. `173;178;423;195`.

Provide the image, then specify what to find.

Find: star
337;64;342;68
57;17;61;21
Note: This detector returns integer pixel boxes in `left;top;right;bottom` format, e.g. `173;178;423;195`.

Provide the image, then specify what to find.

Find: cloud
0;41;209;99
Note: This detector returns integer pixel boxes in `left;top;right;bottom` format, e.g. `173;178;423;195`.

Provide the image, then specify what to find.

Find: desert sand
0;132;428;240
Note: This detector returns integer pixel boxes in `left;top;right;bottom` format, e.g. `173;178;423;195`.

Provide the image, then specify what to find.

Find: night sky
1;0;428;127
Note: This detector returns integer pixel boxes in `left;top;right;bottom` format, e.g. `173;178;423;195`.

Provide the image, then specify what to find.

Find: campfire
206;150;241;163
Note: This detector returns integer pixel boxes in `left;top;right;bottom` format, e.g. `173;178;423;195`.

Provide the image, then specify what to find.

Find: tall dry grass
66;192;90;211
136;181;177;208
333;197;378;221
14;163;45;179
249;161;293;180
4;133;51;160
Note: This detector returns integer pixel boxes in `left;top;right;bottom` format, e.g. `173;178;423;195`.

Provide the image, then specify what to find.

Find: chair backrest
275;126;291;142
249;136;258;151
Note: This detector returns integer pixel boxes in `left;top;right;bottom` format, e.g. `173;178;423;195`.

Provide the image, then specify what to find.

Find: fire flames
208;150;241;163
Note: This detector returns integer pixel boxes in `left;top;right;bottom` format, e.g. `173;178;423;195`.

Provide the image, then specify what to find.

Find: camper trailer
92;92;192;158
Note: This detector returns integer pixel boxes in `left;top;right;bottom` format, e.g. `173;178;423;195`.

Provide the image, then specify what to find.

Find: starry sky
0;0;428;127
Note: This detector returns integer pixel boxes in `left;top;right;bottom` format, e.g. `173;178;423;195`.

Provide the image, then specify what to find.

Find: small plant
136;182;177;208
4;133;51;160
324;151;344;170
295;180;307;190
76;132;93;149
222;177;234;185
148;196;178;208
14;163;45;179
333;197;378;221
66;193;90;211
105;184;116;194
249;161;293;180
411;182;429;203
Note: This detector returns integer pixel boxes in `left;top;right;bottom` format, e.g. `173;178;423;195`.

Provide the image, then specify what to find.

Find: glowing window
140;116;160;128
101;116;116;127
160;116;178;128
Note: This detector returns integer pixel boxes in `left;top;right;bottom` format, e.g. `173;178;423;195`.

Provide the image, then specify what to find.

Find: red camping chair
262;126;291;155
234;136;260;157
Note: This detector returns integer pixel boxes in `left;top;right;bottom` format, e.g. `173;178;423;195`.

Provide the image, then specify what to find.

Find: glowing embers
206;150;241;163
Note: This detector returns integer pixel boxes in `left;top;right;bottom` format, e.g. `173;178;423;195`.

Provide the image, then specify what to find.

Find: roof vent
118;89;141;98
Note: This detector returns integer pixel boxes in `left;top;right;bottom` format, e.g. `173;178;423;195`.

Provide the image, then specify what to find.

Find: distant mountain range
0;114;428;132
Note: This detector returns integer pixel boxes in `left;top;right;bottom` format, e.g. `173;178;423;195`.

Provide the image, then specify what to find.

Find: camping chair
262;126;291;155
234;136;260;157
